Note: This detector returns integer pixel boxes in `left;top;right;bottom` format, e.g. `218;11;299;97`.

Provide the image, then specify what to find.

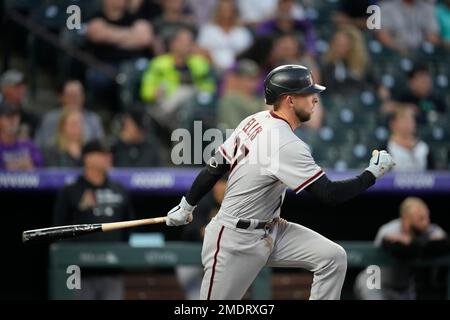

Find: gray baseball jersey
218;110;324;221
200;110;347;300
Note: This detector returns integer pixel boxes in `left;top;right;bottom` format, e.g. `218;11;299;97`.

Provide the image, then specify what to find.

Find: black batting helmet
264;65;326;105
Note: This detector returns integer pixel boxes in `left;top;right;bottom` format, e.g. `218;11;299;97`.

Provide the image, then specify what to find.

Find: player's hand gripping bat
22;217;166;244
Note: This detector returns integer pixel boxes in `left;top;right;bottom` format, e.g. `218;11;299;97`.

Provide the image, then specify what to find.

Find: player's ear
288;95;294;106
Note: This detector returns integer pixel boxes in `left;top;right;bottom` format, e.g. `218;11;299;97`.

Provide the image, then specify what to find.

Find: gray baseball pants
199;214;347;300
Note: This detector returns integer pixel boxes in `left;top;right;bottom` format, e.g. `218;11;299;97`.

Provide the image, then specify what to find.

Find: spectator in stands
242;33;320;96
236;0;304;28
186;0;218;27
321;26;374;96
333;0;377;29
383;104;434;171
86;0;154;111
140;27;216;128
176;174;228;299
354;197;449;300
128;0;163;21
267;33;320;83
436;0;450;49
152;0;197;52
54;140;134;300
0;70;39;139
35;80;104;150
197;0;253;71
256;0;316;56
0;102;43;171
42;109;83;168
217;59;263;130
394;63;447;125
236;0;277;28
376;0;440;54
111;108;162;167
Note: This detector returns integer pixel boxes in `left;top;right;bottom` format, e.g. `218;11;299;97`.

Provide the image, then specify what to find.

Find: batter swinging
165;65;395;300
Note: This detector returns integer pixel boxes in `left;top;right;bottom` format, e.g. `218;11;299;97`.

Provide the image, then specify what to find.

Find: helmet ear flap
264;87;275;104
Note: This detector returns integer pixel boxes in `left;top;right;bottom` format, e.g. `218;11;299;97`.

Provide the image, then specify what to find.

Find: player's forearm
185;159;230;206
305;171;376;206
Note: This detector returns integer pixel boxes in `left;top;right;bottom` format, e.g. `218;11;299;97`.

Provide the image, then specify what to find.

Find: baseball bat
22;216;166;244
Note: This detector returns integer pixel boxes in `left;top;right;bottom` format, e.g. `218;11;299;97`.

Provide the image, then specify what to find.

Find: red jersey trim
293;169;325;193
207;225;225;300
219;146;231;163
269;111;293;131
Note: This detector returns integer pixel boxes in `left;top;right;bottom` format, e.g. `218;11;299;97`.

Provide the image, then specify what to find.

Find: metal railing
49;241;450;300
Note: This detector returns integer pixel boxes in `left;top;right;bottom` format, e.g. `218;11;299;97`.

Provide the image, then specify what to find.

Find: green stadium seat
118;58;150;109
429;143;449;170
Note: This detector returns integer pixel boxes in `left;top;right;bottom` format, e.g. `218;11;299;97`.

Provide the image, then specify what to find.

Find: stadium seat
118;58;150;109
428;143;449;170
4;0;44;13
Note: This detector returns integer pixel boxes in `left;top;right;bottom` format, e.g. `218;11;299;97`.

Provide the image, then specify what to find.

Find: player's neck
272;110;299;130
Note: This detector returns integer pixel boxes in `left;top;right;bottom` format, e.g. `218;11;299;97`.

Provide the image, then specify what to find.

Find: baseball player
166;65;395;300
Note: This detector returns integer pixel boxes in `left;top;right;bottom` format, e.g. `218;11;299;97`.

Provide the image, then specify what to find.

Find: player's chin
299;114;312;123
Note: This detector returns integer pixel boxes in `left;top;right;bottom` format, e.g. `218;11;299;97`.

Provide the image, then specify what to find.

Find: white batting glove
166;197;196;226
366;150;395;178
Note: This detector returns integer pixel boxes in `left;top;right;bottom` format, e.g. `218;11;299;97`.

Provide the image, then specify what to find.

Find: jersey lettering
242;117;263;141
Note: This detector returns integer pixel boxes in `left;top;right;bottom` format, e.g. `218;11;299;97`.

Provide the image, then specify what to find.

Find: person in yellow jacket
140;27;216;105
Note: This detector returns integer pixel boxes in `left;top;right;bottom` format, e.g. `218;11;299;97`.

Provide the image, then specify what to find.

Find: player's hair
399;197;427;217
273;97;283;111
272;94;290;111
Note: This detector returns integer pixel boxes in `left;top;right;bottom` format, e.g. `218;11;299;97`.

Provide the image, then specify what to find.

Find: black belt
236;218;278;230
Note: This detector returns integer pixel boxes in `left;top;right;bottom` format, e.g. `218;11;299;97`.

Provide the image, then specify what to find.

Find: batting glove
166;196;196;226
366;150;395;178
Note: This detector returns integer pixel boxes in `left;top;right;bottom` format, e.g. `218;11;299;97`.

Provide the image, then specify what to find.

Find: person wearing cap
0;102;43;171
393;62;447;125
217;59;264;129
0;69;40;139
111;108;163;167
53;139;134;299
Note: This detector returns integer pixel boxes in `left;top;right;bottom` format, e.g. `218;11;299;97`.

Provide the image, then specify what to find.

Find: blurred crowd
2;0;449;301
1;0;449;171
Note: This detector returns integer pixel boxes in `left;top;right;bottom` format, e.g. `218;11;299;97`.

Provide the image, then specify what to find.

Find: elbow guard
206;153;230;176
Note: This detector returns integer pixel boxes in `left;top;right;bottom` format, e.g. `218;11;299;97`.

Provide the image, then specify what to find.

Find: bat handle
101;217;167;232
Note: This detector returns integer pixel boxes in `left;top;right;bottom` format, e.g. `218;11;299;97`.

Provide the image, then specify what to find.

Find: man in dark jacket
54;140;134;299
354;197;449;300
111;109;163;167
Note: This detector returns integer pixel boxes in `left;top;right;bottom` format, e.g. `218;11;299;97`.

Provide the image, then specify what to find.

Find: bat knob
372;149;379;157
22;232;30;243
